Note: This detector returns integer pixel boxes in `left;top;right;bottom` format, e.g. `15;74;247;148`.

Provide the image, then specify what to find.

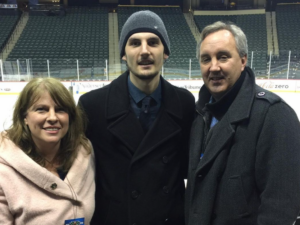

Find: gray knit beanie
119;10;170;58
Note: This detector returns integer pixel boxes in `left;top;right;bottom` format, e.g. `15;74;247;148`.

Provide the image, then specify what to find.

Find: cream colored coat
0;135;95;225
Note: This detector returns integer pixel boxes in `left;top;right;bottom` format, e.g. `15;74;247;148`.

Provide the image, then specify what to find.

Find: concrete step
183;12;200;42
1;12;29;60
108;12;121;79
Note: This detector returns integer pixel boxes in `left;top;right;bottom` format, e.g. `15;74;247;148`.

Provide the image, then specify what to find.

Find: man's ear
122;55;127;61
163;53;169;60
241;54;247;71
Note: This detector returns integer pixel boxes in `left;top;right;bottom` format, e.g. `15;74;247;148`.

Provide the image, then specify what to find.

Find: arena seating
118;6;199;75
1;5;299;79
0;10;21;54
7;7;108;77
271;4;300;79
276;4;300;53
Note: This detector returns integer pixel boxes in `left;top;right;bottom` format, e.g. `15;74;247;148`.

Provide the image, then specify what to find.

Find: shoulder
0;136;21;176
253;85;298;124
78;83;110;115
164;82;195;119
79;84;109;104
79;73;126;106
176;87;195;112
172;85;195;113
72;144;95;179
163;79;195;102
254;85;282;105
77;143;94;161
0;133;13;154
175;85;195;100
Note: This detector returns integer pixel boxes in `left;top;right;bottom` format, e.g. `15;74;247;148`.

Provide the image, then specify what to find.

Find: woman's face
24;91;69;151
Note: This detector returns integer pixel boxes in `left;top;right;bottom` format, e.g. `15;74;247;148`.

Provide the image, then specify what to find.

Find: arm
0;186;14;224
180;91;195;179
255;102;300;225
77;95;93;139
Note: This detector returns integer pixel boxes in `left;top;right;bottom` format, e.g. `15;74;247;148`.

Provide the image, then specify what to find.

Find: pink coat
0;135;95;225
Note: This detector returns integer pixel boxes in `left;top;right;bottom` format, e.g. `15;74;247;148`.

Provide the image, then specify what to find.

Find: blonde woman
0;78;95;224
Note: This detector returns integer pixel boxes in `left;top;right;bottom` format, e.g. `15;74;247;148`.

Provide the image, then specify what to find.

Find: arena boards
1;79;300;131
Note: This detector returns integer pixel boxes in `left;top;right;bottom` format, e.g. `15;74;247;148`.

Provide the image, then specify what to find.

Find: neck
35;142;60;166
205;71;246;121
129;73;160;95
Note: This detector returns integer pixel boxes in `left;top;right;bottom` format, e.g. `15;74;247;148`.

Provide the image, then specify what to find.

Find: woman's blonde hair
4;78;91;171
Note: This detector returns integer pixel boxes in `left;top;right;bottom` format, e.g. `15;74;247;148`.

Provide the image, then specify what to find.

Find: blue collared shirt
128;76;161;125
209;96;219;128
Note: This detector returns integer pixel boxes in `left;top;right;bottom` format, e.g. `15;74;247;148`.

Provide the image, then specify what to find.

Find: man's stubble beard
127;64;161;80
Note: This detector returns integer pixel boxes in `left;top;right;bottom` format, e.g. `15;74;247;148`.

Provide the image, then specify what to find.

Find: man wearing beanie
79;10;195;225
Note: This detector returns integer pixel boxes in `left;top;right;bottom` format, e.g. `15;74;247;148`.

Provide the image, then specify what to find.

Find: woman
0;78;95;224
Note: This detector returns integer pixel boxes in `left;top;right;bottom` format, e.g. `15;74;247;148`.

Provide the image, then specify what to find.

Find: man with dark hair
79;10;194;225
185;21;300;225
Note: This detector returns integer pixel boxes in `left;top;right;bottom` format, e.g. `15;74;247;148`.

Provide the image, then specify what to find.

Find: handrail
1;51;300;81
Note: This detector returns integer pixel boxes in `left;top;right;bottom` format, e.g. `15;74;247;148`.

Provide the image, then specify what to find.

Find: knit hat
119;10;170;58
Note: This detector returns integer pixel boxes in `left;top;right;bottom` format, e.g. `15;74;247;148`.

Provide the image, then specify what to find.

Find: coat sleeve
0;185;14;224
255;101;300;225
178;89;195;179
77;95;93;138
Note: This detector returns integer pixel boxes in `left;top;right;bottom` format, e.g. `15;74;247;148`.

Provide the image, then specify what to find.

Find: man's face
199;30;247;100
122;32;168;81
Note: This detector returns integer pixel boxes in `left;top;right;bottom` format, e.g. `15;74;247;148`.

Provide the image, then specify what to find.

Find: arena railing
0;50;299;81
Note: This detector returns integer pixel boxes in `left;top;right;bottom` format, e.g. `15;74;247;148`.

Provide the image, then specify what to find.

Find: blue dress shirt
127;76;162;129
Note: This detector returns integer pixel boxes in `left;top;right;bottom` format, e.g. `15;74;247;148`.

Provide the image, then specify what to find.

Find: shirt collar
127;76;161;104
205;70;246;120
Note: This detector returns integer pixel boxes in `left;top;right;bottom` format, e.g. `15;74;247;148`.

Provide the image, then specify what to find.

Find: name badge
65;218;84;225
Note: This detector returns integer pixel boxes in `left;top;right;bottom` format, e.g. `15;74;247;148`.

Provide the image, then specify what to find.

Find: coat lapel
196;115;235;173
195;67;256;173
132;78;183;163
190;116;205;170
106;74;184;160
106;72;144;153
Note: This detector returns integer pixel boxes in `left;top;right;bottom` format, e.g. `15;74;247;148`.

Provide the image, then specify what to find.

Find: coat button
131;190;139;199
257;91;265;97
50;183;57;190
163;186;169;194
165;218;169;223
162;156;168;164
197;174;202;178
132;223;137;225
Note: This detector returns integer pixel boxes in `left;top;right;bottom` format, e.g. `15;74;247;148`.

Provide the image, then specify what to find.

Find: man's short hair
196;21;248;59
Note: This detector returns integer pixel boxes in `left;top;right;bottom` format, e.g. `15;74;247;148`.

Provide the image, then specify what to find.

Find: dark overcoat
79;72;195;225
185;67;300;225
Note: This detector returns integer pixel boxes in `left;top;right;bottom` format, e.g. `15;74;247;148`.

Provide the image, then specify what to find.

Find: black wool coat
185;67;300;225
79;72;195;225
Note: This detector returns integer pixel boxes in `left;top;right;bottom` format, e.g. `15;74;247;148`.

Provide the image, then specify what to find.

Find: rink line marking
0;93;20;95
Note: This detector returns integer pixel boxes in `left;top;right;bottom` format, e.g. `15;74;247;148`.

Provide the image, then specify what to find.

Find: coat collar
196;66;256;124
0;134;92;202
105;71;183;159
106;71;183;120
193;67;256;172
226;67;256;123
